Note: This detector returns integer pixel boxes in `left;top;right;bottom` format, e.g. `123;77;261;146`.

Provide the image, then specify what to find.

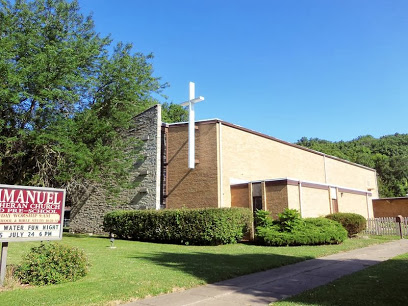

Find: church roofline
163;119;376;173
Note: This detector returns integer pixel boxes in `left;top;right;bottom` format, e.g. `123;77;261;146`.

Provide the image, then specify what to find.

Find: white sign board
0;185;66;242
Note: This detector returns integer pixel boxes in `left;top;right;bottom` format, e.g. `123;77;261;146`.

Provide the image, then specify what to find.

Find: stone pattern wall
69;105;161;234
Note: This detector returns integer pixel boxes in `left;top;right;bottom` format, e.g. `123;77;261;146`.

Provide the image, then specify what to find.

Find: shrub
255;208;303;233
326;212;366;237
256;217;347;246
276;208;302;232
15;243;89;286
254;209;273;228
104;208;252;245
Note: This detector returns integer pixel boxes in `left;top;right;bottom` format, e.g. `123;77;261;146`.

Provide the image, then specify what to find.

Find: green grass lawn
274;252;408;306
0;234;396;306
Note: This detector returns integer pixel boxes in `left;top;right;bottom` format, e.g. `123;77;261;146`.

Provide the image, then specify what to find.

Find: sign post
0;184;66;286
0;242;8;286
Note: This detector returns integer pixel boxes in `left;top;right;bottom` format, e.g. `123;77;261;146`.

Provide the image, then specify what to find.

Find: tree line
296;134;408;198
0;0;186;200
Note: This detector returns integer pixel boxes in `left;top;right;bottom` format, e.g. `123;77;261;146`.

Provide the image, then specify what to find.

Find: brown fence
364;217;408;236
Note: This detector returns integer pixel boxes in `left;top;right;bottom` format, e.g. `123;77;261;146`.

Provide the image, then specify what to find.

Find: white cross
180;82;205;169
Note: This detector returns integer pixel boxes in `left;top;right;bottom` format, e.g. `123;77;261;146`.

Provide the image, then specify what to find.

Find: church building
70;105;378;233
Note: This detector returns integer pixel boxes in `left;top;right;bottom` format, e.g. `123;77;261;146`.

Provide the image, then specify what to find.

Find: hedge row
103;208;252;245
326;212;367;237
256;217;348;246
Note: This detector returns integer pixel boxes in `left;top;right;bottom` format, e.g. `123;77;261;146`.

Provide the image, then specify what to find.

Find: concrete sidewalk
127;239;408;306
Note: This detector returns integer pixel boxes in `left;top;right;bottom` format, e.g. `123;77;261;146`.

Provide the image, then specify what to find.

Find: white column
188;82;195;169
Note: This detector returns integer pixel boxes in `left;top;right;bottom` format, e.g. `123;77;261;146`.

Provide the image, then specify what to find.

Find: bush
276;208;302;232
255;208;302;233
256;217;348;246
326;212;366;237
15;243;89;286
104;208;252;245
254;209;274;228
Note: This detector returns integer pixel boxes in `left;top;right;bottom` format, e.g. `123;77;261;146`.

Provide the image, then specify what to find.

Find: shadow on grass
63;233;108;239
132;251;314;284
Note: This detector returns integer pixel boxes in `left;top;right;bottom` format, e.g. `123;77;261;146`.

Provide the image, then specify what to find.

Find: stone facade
69;105;162;233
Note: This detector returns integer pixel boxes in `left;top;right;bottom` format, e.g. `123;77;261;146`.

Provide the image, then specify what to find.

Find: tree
296;134;408;197
161;102;188;123
0;0;184;198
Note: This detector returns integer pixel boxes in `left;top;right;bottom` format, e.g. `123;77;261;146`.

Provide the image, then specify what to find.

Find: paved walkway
127;239;408;306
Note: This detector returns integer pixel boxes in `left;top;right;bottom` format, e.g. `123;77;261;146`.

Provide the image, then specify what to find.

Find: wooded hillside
296;134;408;198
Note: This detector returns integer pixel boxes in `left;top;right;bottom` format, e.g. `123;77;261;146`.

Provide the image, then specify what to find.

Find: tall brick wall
265;183;289;218
324;158;378;198
373;198;408;217
163;119;376;218
220;123;378;208
221;123;325;207
166;123;219;208
230;184;250;208
69;105;162;233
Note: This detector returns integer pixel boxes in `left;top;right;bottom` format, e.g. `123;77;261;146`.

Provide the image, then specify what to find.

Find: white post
180;82;205;169
188;82;195;169
0;242;8;286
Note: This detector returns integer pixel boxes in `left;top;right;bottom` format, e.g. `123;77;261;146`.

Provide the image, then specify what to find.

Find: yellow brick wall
338;192;371;218
287;184;301;211
301;187;331;217
220;123;378;209
166;121;376;217
221;124;325;207
166;123;219;208
325;158;379;198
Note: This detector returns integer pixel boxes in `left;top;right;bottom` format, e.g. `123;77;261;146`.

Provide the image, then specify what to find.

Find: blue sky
78;0;408;143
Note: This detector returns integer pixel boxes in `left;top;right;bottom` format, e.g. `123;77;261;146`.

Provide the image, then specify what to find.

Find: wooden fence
364;217;408;236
